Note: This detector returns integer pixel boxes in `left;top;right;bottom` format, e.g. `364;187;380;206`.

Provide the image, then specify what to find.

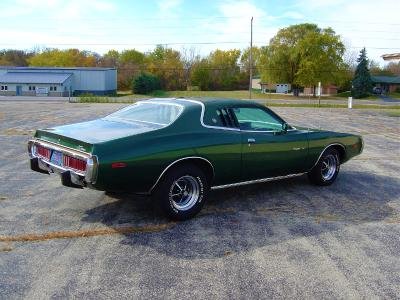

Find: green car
28;98;363;220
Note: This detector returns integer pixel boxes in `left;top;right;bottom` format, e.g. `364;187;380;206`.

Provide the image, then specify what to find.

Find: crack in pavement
0;223;176;243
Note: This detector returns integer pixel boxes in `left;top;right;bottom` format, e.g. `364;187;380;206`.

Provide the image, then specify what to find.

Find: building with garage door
0;67;117;97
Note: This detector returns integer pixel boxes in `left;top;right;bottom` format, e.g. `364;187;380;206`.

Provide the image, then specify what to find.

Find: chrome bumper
28;139;98;189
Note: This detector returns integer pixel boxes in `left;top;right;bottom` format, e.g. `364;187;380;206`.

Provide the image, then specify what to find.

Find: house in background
259;82;291;93
303;85;338;96
0;67;117;97
381;53;400;63
371;75;400;93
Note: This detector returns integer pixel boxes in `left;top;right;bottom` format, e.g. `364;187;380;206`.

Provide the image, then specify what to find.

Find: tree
240;46;261;75
132;73;161;94
385;62;400;75
352;48;373;98
260;23;346;96
146;45;185;90
0;49;32;66
191;58;212;90
99;49;120;67
28;48;97;67
181;47;200;89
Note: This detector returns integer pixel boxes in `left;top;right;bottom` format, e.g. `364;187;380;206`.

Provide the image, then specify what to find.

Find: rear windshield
105;102;183;126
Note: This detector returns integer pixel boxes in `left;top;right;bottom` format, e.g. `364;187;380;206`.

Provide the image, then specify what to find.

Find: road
0;101;399;298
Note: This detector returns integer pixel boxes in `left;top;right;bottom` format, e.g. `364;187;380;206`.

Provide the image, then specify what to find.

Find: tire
308;148;340;186
152;164;209;220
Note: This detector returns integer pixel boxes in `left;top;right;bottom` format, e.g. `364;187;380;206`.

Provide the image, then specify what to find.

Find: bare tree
181;47;200;90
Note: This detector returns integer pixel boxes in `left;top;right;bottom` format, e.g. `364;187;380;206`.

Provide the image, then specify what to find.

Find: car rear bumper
30;157;87;188
28;139;98;189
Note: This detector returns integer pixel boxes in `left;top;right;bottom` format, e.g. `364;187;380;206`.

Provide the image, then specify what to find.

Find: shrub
132;73;161;94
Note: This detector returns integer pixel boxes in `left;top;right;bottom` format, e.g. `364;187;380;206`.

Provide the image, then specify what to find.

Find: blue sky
1;0;399;64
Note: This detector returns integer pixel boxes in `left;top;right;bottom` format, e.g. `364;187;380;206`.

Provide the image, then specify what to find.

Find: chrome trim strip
211;172;306;190
309;143;346;170
139;98;297;133
177;98;242;131
104;101;185;128
29;138;91;158
149;156;215;193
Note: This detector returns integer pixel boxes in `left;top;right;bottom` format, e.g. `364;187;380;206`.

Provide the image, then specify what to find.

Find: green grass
147;90;350;100
386;110;400;117
264;103;400;109
78;93;148;103
389;92;400;99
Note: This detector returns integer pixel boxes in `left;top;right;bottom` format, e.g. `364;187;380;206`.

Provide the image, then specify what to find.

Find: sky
1;0;399;64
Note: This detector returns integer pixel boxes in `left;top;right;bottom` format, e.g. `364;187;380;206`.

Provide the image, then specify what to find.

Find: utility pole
249;16;253;99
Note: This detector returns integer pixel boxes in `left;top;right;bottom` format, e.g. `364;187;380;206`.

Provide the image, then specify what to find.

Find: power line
2;14;400;26
0;41;399;50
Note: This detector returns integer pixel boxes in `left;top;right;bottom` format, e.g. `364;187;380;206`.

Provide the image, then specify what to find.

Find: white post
348;96;352;109
249;16;253;100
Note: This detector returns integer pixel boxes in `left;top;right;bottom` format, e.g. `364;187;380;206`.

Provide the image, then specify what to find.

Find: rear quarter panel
91;104;242;192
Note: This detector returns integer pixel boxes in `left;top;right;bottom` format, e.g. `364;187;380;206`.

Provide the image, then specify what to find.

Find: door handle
247;138;256;144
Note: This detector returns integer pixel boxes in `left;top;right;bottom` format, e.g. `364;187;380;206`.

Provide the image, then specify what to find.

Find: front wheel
152;164;209;220
308;148;340;186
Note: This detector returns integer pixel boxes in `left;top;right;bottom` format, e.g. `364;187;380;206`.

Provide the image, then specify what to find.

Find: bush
79;95;110;103
132;73;161;94
337;91;351;98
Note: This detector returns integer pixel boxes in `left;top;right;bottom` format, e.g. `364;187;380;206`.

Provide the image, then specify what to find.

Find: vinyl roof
0;72;72;84
142;97;261;108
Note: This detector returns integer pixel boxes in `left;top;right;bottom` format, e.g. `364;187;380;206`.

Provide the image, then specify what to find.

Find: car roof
141;97;261;108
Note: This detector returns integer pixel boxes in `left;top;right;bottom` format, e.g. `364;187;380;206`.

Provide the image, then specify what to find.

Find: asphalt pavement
0;101;399;298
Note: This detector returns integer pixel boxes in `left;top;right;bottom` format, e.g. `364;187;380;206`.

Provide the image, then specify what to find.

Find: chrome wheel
321;154;338;181
169;175;200;211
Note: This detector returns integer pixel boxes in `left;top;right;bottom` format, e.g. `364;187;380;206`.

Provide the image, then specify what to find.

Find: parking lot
0;101;399;298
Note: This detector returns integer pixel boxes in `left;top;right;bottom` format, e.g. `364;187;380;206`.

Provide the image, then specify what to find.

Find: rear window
105;102;183;126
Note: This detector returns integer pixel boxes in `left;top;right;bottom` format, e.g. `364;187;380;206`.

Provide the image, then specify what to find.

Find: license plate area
50;150;63;166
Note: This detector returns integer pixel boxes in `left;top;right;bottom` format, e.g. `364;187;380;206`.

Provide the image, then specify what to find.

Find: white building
0;67;117;97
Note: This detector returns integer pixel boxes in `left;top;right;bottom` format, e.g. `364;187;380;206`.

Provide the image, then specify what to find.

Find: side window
203;107;238;128
232;107;282;131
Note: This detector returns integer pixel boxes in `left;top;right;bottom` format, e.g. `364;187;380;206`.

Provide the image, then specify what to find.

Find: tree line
1;23;399;93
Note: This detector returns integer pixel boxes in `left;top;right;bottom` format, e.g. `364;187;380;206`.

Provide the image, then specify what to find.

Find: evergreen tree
352;48;373;98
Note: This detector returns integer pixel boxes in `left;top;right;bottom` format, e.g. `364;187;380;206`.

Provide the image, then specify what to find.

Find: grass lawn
389;92;400;99
145;90;350;100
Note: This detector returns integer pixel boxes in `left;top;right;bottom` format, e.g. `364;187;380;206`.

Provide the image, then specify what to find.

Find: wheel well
151;157;215;192
329;144;346;163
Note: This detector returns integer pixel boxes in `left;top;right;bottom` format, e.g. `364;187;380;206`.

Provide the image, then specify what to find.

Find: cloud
158;0;183;11
196;0;279;51
280;11;304;20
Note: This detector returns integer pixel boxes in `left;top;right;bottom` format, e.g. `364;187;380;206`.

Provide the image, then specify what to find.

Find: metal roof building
371;75;400;93
0;67;116;97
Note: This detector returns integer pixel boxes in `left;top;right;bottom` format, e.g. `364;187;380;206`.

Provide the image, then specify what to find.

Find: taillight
36;145;51;160
63;155;87;172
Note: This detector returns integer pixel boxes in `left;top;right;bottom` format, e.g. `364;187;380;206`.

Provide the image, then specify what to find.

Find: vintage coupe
28;98;363;220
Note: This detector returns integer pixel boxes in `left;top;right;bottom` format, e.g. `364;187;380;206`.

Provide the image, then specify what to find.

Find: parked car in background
373;87;382;94
28;98;363;220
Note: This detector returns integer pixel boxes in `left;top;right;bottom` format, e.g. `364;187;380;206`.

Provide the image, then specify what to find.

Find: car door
231;106;309;180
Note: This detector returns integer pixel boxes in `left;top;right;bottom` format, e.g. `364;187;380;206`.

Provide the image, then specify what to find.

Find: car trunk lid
34;118;163;152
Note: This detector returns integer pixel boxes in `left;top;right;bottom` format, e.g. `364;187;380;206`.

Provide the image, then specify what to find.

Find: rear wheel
308;148;340;186
152;164;209;220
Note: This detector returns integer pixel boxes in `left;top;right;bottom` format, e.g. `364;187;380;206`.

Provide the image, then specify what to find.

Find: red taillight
63;155;87;172
36;145;51;160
